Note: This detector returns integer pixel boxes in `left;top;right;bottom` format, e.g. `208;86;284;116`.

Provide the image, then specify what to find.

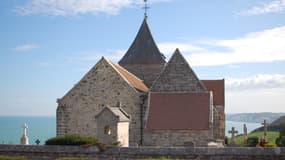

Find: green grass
144;158;187;160
235;131;279;146
0;156;27;160
56;158;90;160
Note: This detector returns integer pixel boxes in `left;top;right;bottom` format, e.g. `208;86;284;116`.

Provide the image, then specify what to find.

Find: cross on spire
143;0;150;18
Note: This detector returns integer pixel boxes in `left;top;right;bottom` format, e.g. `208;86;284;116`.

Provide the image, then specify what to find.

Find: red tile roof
201;80;225;106
146;92;210;130
109;60;149;92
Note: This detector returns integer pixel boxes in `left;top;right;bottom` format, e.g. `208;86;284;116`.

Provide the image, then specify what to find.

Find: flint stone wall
143;129;212;147
56;58;145;146
1;145;285;160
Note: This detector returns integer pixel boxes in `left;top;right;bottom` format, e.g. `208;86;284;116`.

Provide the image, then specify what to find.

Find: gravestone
243;124;248;144
35;139;40;145
228;127;238;146
261;120;269;143
20;123;29;145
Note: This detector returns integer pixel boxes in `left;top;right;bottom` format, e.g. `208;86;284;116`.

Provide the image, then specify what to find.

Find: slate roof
151;48;207;92
96;106;130;122
201;80;225;106
118;18;166;64
108;59;149;92
146;92;210;130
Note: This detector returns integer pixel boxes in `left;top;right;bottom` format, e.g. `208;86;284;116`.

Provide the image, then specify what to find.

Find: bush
246;136;259;147
45;134;98;146
276;137;285;147
224;136;228;145
276;127;285;147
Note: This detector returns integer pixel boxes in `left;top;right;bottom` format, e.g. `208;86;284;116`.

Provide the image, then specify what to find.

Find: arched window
104;126;111;135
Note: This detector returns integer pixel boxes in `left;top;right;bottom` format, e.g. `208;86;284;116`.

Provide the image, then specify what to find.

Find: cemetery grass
235;131;279;146
0;156;27;160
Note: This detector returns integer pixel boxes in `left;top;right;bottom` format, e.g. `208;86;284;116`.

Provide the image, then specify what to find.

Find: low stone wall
1;144;285;160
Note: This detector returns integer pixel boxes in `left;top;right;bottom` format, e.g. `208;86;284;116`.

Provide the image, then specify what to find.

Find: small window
104;126;111;135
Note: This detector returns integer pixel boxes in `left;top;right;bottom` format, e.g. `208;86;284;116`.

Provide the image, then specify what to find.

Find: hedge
45;134;98;146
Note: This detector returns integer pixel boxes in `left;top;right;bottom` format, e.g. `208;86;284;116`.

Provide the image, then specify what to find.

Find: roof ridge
59;57;106;103
150;48;207;92
106;58;149;92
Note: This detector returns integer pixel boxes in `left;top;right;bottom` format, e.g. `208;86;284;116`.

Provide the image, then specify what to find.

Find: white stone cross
228;127;238;145
20;123;29;145
22;123;28;136
261;119;269;141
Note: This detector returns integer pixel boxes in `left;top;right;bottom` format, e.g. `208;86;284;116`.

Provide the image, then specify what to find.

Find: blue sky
0;0;285;116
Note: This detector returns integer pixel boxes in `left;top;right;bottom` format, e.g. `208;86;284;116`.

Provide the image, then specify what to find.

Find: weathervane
143;0;150;18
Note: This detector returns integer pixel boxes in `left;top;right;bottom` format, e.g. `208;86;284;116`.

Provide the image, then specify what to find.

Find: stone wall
150;49;206;92
121;63;165;87
1;145;285;160
57;58;145;146
95;108;119;146
143;129;212;147
117;122;129;147
213;108;225;140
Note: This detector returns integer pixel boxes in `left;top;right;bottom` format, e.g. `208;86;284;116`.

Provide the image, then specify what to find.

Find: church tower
118;18;166;87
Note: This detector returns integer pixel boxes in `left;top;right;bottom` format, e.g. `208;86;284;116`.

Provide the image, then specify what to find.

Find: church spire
118;18;165;65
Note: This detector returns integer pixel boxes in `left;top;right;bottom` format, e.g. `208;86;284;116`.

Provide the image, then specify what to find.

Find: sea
0;116;261;145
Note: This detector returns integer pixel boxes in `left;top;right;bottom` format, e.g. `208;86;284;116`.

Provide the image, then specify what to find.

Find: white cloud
240;0;285;15
14;44;39;51
226;88;285;113
225;74;285;113
66;25;285;67
158;25;285;66
15;0;174;16
226;74;285;91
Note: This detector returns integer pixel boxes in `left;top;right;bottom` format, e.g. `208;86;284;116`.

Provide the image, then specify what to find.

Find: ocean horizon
0;116;261;145
0;116;55;145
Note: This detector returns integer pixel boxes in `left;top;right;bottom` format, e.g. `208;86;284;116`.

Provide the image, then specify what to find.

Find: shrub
276;127;285;147
224;136;228;145
276;137;285;147
246;136;259;147
45;134;98;146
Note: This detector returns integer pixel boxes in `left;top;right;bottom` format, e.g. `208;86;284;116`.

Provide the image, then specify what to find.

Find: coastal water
0;116;55;145
0;116;261;144
226;121;261;137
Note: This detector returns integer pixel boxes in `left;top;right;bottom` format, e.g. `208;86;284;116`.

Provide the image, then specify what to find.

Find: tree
276;127;285;147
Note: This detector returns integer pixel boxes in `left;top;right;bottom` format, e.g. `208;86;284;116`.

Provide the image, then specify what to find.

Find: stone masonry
150;49;206;92
57;57;146;146
95;107;130;147
143;130;212;147
1;145;285;160
56;18;225;147
121;63;165;87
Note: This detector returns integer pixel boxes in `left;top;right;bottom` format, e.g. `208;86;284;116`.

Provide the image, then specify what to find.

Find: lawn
0;156;27;160
235;131;279;146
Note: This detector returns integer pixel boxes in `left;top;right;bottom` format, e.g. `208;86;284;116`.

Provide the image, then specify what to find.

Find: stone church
56;17;225;147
